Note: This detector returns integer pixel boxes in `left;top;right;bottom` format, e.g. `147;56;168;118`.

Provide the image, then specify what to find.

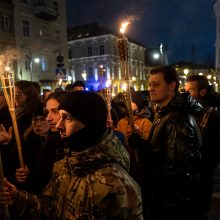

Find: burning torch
118;20;135;132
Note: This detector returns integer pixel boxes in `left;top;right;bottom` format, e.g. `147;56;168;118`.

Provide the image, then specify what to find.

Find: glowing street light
153;53;160;60
183;68;189;75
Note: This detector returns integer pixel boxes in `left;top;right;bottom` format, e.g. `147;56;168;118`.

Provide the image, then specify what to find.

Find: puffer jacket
11;130;143;220
146;92;203;219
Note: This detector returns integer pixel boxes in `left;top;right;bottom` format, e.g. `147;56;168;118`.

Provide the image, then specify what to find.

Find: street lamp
183;68;189;75
153;52;160;60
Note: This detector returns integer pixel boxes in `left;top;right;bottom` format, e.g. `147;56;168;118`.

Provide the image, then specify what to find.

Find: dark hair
150;65;179;93
72;80;85;89
65;84;75;92
186;75;209;91
15;80;42;116
45;91;68;105
31;82;41;95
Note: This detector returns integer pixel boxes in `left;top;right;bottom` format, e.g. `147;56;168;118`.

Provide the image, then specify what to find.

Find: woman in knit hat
0;91;143;220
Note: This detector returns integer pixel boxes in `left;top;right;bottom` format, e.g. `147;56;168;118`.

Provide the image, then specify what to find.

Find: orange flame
120;21;131;34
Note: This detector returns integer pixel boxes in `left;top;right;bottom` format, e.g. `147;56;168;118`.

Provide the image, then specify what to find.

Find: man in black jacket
186;75;220;220
146;65;203;220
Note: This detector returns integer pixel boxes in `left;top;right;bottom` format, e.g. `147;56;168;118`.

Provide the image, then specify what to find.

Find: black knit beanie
59;91;107;131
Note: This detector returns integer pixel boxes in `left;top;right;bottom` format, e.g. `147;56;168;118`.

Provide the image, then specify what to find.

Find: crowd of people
0;66;219;220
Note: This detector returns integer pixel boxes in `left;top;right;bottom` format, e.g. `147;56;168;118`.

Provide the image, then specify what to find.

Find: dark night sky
66;0;217;64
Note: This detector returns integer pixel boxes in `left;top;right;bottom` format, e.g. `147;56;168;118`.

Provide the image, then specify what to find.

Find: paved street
209;166;220;220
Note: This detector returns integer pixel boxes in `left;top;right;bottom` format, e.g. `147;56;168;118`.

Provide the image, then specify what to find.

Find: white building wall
11;0;68;83
68;34;146;92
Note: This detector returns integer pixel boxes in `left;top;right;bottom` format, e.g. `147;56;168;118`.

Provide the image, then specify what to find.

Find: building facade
68;23;146;93
0;0;68;90
214;0;220;82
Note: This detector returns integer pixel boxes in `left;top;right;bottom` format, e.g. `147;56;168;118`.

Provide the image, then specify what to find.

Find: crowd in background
0;65;219;220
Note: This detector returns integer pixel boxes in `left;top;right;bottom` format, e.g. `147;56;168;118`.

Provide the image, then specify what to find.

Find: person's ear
200;89;207;97
169;81;176;92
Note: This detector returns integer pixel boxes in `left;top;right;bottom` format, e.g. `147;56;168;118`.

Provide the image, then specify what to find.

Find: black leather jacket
149;92;203;176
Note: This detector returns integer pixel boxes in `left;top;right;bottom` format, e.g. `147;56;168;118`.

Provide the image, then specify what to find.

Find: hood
66;130;130;176
159;92;203;117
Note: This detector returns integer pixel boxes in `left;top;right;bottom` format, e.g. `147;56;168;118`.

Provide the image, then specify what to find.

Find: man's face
185;81;201;99
45;99;61;132
148;72;176;107
56;110;85;139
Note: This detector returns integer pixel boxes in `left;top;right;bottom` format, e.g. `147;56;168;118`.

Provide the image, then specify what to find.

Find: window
53;1;59;16
41;56;48;72
99;45;105;55
21;0;30;4
25;59;31;71
68;49;72;59
88;67;94;79
39;25;46;37
1;15;10;32
55;29;60;40
87;47;92;56
22;19;30;37
38;0;44;4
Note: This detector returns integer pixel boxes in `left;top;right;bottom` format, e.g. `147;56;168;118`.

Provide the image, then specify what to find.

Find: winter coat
10;130;143;220
146;92;203;220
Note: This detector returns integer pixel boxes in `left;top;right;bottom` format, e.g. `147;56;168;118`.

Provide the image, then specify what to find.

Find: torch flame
120;21;131;34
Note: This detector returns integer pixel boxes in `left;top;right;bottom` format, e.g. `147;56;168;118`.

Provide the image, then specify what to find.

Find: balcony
34;4;57;21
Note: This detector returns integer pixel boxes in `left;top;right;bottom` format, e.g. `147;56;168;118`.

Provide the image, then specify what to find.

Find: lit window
41;56;48;72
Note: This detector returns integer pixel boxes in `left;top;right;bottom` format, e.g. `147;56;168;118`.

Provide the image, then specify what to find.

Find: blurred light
131;76;136;81
183;69;189;75
67;75;72;81
5;66;10;72
198;72;203;75
82;72;87;81
58;78;62;85
122;83;127;91
34;58;40;63
207;75;212;79
153;53;160;60
106;79;112;88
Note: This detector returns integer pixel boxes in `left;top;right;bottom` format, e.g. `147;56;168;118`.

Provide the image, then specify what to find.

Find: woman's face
32;116;50;136
15;86;27;107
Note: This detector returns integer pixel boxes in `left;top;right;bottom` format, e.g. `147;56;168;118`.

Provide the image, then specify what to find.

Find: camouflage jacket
12;130;143;220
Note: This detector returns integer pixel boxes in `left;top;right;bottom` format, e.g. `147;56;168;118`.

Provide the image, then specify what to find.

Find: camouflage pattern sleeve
97;184;144;220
